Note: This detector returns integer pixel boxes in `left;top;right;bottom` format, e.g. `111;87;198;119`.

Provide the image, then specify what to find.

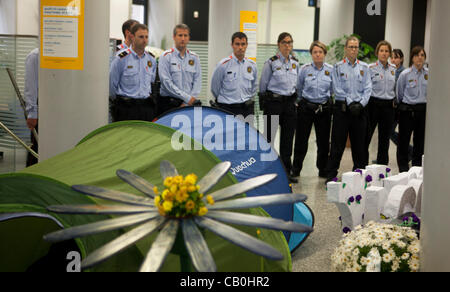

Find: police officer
110;23;157;121
325;36;372;182
24;47;39;166
366;40;397;165
292;41;333;179
396;46;428;172
211;32;258;118
259;32;299;183
158;24;202;116
116;19;139;52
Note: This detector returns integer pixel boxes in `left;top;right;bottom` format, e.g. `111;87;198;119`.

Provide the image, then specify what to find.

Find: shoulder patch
291;55;299;62
163;48;174;57
147;51;155;58
118;49;130;59
270;55;279;62
221;57;232;65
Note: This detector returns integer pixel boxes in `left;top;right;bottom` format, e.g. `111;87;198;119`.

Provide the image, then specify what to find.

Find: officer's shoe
288;175;298;184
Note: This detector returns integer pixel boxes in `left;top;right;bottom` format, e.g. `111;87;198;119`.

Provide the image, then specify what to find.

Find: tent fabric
156;107;314;249
6;121;292;272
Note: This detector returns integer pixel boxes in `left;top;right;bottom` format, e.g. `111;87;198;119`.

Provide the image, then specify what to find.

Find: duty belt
301;98;331;114
370;97;395;108
116;95;153;105
398;102;426;112
267;91;296;102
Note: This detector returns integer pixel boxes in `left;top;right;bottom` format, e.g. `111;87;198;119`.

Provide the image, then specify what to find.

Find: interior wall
0;0;17;34
257;0;315;49
110;0;132;40
319;0;355;46
148;0;183;50
385;0;413;64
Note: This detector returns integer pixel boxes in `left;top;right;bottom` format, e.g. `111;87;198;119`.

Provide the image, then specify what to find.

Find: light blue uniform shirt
396;66;428;105
297;62;334;104
109;48;157;99
211;54;258;104
259;53;299;96
24;48;39;119
158;47;202;104
332;58;372;107
369;61;396;100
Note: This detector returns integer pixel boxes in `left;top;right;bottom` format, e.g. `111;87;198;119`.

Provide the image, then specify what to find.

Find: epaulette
369;62;377;68
291;55;299;62
324;63;333;69
118;49;130;59
270;55;279;62
163;48;174;57
246;58;256;65
301;63;312;70
188;50;198;58
221;56;232;65
147;51;155;58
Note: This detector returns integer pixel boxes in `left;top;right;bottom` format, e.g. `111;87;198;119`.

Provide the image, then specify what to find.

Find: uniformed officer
292;41;333;179
24;47;39;166
158;24;202;116
259;32;299;183
396;46;428;172
116;19;139;52
211;32;258;118
325;36;372;182
366;40;397;166
110;23;157;122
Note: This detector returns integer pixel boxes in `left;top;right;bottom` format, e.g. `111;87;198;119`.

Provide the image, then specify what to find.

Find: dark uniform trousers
113;96;156;122
263;95;297;174
292;99;331;176
157;96;183;117
366;97;396;165
397;103;426;172
26;124;38;167
217;101;255;120
326;101;368;179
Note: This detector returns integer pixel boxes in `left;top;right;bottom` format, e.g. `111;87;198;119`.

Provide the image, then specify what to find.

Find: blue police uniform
396;66;428;172
24;48;39;166
325;58;372;180
157;47;202;114
292;62;334;178
366;61;397;165
259;53;299;180
211;54;257;117
109;47;157;121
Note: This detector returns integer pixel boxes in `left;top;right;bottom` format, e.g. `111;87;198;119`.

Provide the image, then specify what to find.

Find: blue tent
156;106;314;251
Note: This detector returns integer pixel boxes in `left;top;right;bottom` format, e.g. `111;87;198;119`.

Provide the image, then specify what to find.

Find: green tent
0;122;291;272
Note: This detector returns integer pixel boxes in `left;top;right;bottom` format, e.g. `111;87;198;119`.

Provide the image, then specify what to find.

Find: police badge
325;71;330;76
425;74;428;80
247;66;252;73
189;59;195;66
360;70;365;77
292;64;297;69
148;61;152;68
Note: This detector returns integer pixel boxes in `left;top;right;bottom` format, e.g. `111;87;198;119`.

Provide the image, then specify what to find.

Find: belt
398;102;426;112
116;95;152;105
370;97;395;107
160;96;183;107
217;100;254;108
267;91;296;102
301;98;331;114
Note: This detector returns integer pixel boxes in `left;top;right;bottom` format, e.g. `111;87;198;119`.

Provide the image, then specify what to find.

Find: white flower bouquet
331;221;420;272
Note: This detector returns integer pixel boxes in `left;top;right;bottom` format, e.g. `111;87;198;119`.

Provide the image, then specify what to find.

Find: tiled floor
0;126;401;272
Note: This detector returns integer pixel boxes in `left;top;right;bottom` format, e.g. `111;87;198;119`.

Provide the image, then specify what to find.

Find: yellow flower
174;175;183;184
176;191;189;203
170;184;178;194
161;189;169;200
185;200;195;211
206;195;215;205
163;201;173;212
184;174;197;185
257;229;261;236
165;191;175;202
187;185;197;193
163;177;173;187
153;186;159;195
198;206;208;216
154;195;161;206
158;205;166;216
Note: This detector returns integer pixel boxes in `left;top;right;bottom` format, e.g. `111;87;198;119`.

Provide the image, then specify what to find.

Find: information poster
240;11;258;62
40;0;84;70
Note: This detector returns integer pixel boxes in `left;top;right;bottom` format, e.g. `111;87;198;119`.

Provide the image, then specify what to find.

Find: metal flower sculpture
44;161;313;272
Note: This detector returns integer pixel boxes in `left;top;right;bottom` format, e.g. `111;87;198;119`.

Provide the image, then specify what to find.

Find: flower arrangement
154;173;213;218
331;221;420;272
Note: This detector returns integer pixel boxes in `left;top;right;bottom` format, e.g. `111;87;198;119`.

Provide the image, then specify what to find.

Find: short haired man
24;48;39;166
157;24;202;116
116;19;139;52
110;24;157;121
325;36;372;182
211;32;258;118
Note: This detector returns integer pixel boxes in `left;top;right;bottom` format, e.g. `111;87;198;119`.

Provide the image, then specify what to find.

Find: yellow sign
40;0;85;70
240;11;257;62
